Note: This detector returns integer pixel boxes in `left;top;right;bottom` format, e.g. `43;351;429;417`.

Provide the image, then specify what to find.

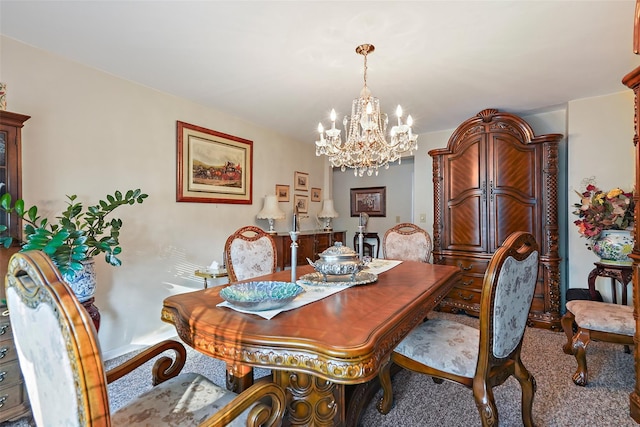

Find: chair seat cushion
111;372;252;426
394;318;479;378
566;300;635;336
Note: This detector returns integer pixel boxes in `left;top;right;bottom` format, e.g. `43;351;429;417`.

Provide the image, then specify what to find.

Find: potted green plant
0;189;148;296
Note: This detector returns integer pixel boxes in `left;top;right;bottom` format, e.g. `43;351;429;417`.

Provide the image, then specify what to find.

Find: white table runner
217;259;402;319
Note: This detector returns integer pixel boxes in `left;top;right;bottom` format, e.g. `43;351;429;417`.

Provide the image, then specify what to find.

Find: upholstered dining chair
224;225;277;283
5;250;287;427
561;300;634;386
377;231;540;427
382;222;432;262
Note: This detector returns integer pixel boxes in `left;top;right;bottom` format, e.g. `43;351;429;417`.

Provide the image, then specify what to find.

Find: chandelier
315;44;418;177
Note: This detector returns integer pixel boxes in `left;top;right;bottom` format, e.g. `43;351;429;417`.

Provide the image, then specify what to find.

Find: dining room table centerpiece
573;181;635;265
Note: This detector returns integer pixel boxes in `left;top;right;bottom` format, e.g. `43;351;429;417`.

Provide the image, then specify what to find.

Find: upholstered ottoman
561;300;634;386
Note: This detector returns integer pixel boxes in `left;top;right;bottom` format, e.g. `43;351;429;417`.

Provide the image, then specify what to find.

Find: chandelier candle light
257;195;285;234
316;44;418;177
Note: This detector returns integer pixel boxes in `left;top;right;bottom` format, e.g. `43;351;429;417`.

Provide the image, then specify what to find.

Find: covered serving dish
307;242;367;281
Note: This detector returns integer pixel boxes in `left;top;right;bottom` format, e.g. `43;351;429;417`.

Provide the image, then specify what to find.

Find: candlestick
290;231;299;283
357;225;365;260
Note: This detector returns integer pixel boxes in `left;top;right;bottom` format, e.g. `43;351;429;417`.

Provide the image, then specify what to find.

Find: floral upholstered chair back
484;231;539;361
383;223;433;262
5;251;111;426
225;225;277;282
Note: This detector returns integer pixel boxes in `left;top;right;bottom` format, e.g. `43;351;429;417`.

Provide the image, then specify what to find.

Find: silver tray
298;271;378;287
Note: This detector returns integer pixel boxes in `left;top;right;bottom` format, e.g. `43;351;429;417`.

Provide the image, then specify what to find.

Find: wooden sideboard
273;230;345;270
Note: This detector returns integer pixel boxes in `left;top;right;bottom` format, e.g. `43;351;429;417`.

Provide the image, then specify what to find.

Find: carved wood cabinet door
440;126;542;254
430;109;563;330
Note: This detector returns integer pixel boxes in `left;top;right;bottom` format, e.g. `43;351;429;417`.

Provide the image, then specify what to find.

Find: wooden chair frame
224;225;277;282
6;250;286;426
377;231;539;427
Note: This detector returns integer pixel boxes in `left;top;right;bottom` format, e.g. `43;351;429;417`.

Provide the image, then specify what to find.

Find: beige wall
1;36;327;357
567;91;635;302
1;34;636;358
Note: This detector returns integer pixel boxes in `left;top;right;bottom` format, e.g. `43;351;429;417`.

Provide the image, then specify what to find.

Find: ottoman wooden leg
571;328;591;386
561;311;576;355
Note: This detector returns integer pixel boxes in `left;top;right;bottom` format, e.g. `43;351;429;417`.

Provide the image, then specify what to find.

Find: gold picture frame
276;184;290;202
311;187;322;202
177;121;253;204
294;171;309;191
294;194;309;214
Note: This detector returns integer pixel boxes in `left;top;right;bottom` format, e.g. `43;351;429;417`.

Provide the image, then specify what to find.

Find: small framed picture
294;171;309;191
294;194;309;214
350;186;386;217
275;184;290;202
311;187;322;202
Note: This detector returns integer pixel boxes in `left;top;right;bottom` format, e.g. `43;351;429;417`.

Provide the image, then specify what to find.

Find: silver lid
318;242;359;262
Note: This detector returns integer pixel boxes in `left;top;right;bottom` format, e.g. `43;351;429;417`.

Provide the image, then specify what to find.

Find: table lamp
318;199;339;230
257;194;285;233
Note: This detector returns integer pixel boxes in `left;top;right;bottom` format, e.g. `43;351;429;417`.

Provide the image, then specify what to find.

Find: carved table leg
226;363;253;392
274;370;344;427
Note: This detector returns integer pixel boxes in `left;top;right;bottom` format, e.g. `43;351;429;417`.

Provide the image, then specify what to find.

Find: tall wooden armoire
429;108;563;330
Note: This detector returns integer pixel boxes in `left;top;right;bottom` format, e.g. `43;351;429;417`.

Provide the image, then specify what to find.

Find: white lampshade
318;199;338;231
257;195;285;233
319;199;339;219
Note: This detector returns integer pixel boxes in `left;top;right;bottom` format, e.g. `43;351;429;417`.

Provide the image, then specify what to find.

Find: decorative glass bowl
220;281;304;311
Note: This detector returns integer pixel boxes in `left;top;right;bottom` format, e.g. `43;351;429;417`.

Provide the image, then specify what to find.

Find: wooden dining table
161;261;461;426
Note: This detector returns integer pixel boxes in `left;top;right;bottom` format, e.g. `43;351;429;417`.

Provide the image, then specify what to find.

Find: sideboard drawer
0;360;23;388
0;381;28;412
0;320;12;344
0;341;17;363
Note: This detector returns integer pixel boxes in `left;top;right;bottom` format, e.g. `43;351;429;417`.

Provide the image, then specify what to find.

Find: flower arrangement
573;182;634;244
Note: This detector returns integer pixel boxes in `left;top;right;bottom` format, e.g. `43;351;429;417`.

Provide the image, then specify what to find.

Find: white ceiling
1;1;639;143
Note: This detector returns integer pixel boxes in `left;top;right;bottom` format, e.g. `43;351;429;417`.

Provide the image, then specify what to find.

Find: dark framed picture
294;171;309;191
350;186;386;217
311;187;322;202
294;194;309;214
275;184;290;202
177;121;253;204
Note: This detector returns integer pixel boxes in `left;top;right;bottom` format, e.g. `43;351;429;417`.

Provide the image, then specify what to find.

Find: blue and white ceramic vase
592;229;634;266
66;258;97;302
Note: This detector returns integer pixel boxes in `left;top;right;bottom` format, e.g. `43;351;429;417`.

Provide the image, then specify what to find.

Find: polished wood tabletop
163;261;461;426
162;261;461;385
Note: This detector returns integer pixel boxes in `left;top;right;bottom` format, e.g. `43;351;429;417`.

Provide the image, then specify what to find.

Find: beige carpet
3;311;637;426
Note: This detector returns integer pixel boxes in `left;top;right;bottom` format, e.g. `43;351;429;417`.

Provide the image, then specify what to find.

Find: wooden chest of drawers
0;307;30;422
438;254;490;314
